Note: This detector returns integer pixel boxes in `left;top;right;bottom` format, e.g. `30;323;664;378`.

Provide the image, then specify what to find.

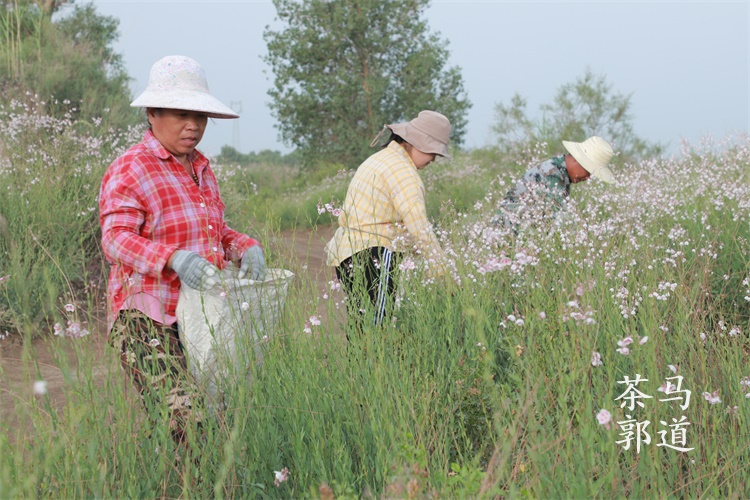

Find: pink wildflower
399;258;416;271
67;322;80;336
591;351;603;367
309;315;321;326
702;390;721;405
658;381;676;393
478;255;511;274
64;303;75;313
274;467;290;487
596;409;612;430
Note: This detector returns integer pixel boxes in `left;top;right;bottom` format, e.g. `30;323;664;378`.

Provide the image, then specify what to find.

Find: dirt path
270;225;336;294
0;226;337;432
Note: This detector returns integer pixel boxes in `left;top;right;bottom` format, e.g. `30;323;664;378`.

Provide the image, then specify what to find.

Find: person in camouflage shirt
492;136;615;229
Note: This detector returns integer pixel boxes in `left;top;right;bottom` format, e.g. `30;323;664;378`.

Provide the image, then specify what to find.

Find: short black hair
383;131;405;148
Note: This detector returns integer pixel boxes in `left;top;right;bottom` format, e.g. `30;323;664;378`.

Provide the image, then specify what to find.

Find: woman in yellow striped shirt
325;110;452;332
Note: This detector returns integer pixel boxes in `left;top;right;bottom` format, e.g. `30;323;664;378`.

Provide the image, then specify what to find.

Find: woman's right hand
169;250;219;290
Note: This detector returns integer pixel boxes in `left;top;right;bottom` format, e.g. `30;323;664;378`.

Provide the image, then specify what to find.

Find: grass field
1;100;748;497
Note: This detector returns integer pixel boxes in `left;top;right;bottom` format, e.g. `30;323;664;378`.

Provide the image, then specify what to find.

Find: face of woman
405;144;437;170
147;108;208;161
565;155;592;183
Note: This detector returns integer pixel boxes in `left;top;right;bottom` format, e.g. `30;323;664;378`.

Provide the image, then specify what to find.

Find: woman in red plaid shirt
99;55;265;444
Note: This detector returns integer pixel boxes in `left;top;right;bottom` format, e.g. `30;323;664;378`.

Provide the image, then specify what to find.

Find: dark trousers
335;246;401;331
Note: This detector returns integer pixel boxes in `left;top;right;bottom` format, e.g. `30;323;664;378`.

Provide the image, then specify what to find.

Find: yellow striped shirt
325;141;446;275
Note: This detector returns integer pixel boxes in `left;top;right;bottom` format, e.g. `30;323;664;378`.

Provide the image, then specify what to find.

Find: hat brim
563;140;615;184
131;90;239;119
388;123;452;159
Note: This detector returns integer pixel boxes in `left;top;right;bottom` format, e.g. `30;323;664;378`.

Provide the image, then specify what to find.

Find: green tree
263;0;471;168
217;145;298;166
0;0;71;15
492;69;664;164
0;2;139;131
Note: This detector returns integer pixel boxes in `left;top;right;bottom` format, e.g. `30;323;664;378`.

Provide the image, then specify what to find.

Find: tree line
0;0;140;130
1;0;661;170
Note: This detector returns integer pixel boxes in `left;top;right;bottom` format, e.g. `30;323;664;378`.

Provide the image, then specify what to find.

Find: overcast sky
85;0;748;158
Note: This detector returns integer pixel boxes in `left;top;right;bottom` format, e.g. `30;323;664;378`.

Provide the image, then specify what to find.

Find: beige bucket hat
131;55;239;119
386;110;452;159
562;136;615;184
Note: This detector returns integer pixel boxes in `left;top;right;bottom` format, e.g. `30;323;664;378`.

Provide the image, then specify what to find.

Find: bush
0;97;142;333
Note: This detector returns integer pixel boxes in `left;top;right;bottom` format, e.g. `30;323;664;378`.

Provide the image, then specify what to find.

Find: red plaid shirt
99;130;258;330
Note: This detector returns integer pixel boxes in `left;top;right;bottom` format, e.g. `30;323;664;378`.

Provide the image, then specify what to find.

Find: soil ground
0;226;336;434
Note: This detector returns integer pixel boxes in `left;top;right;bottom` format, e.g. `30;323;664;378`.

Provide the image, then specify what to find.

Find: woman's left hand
239;245;266;280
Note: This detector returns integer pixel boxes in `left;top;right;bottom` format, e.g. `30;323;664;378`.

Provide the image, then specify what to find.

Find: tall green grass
1;98;749;496
0;98;141;334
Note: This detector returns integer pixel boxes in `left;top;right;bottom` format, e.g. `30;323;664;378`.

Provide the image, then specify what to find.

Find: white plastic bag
176;265;294;401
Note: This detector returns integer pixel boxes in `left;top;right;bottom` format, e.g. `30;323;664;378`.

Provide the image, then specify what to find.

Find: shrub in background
0;2;140;131
0;97;141;333
491;68;665;167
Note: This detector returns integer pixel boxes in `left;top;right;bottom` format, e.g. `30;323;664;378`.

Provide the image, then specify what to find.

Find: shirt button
213;246;218;252
208;224;213;229
200;202;205;208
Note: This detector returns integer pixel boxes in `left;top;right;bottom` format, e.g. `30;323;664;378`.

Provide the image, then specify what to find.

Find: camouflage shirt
504;155;570;207
492;155;571;228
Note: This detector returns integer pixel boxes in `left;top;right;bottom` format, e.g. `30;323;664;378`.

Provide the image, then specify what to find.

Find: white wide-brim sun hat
130;55;239;119
562;136;615;184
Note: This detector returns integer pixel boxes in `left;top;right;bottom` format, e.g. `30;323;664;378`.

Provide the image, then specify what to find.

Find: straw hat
130;55;239;119
562;136;615;184
387;110;452;159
